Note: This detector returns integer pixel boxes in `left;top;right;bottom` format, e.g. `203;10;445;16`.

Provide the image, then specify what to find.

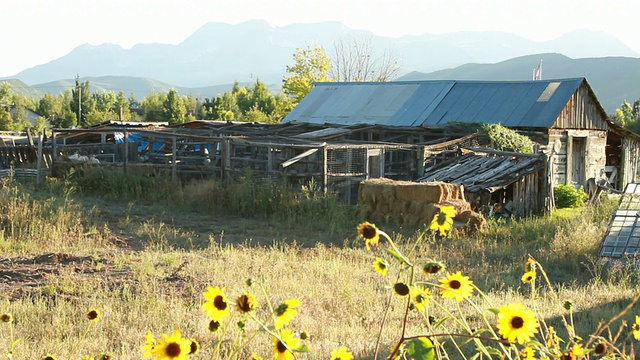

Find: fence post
124;130;129;175
172;136;177;181
36;133;44;187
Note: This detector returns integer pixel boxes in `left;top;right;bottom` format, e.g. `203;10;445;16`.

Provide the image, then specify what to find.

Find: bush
482;123;534;153
554;183;588;208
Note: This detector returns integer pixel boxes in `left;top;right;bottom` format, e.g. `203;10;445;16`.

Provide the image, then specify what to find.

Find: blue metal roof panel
283;79;588;129
390;81;454;126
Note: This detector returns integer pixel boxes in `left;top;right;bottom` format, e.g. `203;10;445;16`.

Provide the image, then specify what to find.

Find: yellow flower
429;205;456;236
547;326;557;348
0;313;13;323
202;286;230;322
410;285;431;312
439;271;474;302
274;298;300;329
86;308;100;322
571;343;587;356
358;222;380;250
236;292;258;313
330;346;354;360
525;255;538;272
521;271;536;283
633;315;640;340
188;339;200;355
152;329;191;360
520;346;535;360
373;257;388;275
272;329;300;360
143;331;155;357
250;353;265;360
496;303;539;344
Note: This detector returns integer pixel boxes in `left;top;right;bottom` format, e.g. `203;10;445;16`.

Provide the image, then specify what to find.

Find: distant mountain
29;76;259;100
398;53;640;114
1;21;637;88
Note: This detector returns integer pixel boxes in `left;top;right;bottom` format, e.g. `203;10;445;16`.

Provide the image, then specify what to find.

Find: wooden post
123;130;129;175
36;133;43;187
172;136;177;181
322;144;328;194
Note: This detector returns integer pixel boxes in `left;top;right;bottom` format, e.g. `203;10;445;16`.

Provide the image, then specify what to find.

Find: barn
282;78;640;215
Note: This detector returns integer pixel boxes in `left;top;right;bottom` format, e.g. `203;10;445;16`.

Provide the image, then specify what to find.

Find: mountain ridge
2;21;637;87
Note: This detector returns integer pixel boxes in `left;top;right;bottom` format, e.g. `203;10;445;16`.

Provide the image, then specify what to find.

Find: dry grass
0;177;638;359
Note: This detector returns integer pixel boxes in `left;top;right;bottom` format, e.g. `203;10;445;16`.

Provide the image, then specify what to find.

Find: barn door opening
570;136;586;187
367;149;384;179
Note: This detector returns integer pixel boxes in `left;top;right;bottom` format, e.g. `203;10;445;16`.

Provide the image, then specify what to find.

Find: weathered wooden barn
282;78;640;215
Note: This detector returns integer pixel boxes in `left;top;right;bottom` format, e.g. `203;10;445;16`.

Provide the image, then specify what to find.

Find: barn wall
547;129;607;188
553;83;610;130
621;136;640;186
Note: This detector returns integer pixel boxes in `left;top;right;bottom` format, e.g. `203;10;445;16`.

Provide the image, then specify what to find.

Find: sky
2;0;639;78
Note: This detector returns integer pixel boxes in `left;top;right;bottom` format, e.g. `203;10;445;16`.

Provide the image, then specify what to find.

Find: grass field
0;170;638;359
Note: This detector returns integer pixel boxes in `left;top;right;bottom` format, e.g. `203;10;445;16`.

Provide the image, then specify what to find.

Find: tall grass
0;174;637;359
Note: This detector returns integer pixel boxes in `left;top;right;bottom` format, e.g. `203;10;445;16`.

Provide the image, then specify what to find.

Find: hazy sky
2;0;639;78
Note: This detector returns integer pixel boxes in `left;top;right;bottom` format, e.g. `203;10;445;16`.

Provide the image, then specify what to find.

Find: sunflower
152;329;191;360
202;286;230;322
188;339;200;355
633;315;640;340
521;271;536;283
520;346;535;360
330;346;354;360
496;303;539;344
422;260;445;275
236;292;258;313
439;271;474;302
429;205;456;236
86;308;100;322
272;329;300;360
410;285;431;312
373;257;388;275
0;313;12;323
524;255;538;272
357;222;380;250
274;298;300;329
546;326;558;348
42;355;58;360
143;331;155;357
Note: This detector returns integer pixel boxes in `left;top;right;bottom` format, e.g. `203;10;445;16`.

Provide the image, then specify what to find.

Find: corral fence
51;128;419;204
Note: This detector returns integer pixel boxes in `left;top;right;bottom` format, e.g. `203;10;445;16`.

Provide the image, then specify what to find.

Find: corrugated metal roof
283;78;589;128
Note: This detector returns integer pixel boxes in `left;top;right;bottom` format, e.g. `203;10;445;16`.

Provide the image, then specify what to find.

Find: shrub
554;183;588;208
482;123;535;153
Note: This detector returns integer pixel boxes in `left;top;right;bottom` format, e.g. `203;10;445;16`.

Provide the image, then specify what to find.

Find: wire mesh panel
599;183;640;258
326;148;366;175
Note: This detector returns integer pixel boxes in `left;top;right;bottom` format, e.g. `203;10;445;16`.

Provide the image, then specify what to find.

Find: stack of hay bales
358;178;485;232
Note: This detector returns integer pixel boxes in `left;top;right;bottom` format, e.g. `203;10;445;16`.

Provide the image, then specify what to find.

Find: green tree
162;89;186;125
613;99;640;134
282;43;333;103
141;91;167;122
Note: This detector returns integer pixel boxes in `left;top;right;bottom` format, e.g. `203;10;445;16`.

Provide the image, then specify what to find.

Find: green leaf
294;344;311;353
487;307;500;315
386;248;405;263
405;337;435;360
432;316;450;329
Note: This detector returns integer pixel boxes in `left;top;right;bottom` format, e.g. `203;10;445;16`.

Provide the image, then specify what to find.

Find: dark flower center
166;342;182;357
87;310;98;320
189;340;199;354
237;295;254;312
214;295;228;310
208;320;221;332
394;283;410;296
362;225;377;239
510;316;524;329
449;280;461;290
276;340;287;353
594;342;607;354
276;304;289;316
